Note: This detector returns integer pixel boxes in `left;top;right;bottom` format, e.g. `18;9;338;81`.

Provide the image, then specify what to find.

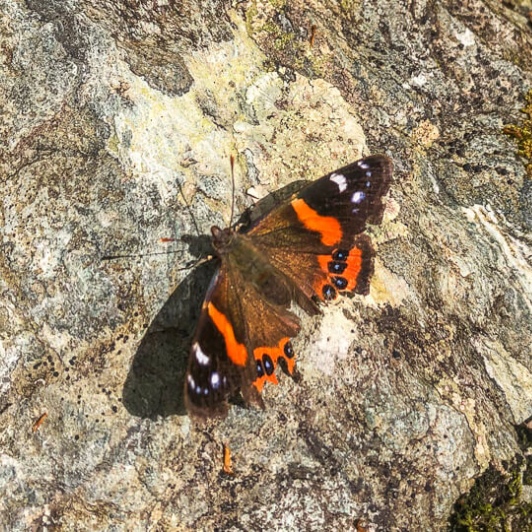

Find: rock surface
1;0;532;530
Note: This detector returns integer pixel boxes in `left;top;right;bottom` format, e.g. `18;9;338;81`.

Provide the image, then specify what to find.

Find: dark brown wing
185;259;300;418
246;154;393;304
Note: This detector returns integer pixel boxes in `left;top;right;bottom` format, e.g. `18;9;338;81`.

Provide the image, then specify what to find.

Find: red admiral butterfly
185;155;393;417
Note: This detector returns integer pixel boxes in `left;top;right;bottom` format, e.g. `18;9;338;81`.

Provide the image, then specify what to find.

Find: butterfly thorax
210;224;291;306
211;224;261;273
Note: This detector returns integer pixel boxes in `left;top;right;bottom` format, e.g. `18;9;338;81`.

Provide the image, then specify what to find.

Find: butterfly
185;155;393;417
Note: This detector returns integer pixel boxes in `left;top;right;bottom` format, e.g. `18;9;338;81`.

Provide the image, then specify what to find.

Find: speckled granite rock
1;1;531;530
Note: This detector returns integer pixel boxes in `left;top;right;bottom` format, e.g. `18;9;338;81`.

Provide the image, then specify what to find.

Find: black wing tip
361;153;393;166
326;154;392;229
361;154;393;225
327;154;393;196
332;153;392;167
185;393;230;420
357;153;393;168
357;153;393;183
366;153;393;185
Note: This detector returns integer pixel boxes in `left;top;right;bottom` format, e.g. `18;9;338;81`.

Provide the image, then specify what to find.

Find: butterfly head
211;225;235;255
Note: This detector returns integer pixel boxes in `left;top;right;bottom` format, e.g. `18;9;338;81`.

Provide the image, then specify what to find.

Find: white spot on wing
210;372;221;390
187;374;195;389
193;342;210;365
329;172;347;193
358;161;369;169
351;191;366;204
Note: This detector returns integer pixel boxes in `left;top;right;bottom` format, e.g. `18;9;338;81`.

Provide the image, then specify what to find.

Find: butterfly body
186;155;393;418
210;225;293;309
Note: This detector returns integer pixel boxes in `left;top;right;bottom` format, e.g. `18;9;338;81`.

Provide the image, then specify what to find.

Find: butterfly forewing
248;155;392;243
185;155;393;417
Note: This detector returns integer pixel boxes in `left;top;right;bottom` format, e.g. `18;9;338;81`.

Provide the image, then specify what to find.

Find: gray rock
1;1;531;530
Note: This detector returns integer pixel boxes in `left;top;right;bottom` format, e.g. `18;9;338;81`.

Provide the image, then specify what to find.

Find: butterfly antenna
102;168;216;267
101;248;182;261
229;154;236;226
101;247;209;271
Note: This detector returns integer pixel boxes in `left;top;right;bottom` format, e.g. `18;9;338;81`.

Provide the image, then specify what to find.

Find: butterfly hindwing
185;155;392;417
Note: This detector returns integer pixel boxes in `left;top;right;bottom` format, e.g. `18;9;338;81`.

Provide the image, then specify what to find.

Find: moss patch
503;89;532;178
449;422;532;531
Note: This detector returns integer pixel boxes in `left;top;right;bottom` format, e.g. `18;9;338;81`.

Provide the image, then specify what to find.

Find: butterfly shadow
121;179;309;420
122;234;217;420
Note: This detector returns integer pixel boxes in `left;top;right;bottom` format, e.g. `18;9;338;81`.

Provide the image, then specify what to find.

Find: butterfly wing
246;154;393;304
185;259;300;418
185;155;392;417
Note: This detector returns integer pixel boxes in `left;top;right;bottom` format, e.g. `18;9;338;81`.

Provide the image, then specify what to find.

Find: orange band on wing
314;247;364;299
253;337;294;392
291;198;342;247
208;302;247;366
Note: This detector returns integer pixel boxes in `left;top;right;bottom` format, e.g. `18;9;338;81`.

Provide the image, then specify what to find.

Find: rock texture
1;0;532;530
